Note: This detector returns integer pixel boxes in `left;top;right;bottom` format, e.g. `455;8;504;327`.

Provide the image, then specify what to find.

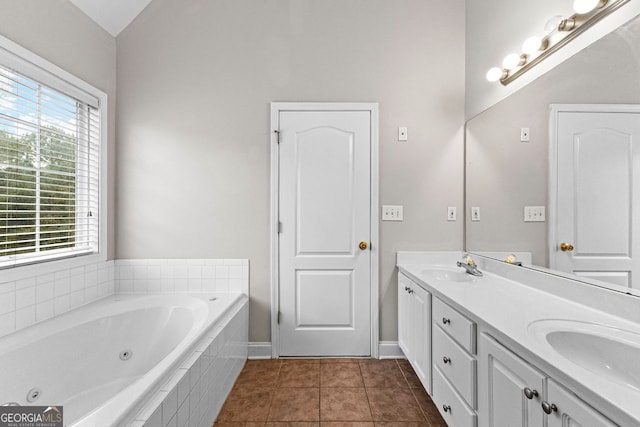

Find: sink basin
528;319;640;391
421;268;475;283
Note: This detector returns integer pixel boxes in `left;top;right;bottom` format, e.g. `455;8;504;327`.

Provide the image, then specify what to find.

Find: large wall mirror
465;9;640;294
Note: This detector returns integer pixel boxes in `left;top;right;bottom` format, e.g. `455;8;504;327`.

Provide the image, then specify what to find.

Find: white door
276;107;372;356
546;379;616;427
551;105;640;290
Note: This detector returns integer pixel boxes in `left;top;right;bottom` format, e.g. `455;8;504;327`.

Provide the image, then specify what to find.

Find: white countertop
397;256;640;426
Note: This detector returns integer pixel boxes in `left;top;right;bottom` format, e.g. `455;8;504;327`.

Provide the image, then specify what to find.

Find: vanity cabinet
478;333;616;427
431;297;478;427
398;273;432;392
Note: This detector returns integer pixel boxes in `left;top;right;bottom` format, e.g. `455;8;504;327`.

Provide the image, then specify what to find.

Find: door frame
548;103;640;269
270;102;379;358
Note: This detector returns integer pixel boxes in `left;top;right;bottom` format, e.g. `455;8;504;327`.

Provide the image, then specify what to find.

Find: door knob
359;241;368;250
560;242;574;252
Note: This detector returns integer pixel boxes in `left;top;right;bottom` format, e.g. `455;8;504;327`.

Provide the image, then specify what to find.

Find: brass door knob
359;241;368;250
560;242;574;252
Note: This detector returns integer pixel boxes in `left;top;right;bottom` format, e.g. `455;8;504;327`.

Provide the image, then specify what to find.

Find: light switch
447;207;456;221
471;207;480;221
398;127;408;141
382;205;404;221
524;206;545;222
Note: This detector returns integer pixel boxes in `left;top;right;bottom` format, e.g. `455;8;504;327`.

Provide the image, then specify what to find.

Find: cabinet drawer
433;325;476;408
433;366;477;427
433;297;476;353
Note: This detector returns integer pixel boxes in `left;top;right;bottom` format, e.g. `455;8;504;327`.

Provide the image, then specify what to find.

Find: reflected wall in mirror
465;14;640;291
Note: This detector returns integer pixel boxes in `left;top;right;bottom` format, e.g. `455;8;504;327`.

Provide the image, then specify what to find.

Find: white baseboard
248;342;273;359
249;341;406;359
378;341;406;359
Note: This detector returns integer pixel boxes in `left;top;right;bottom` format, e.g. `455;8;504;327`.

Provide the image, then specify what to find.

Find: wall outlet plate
471;206;480;221
524;206;545;222
447;207;456;221
382;205;403;221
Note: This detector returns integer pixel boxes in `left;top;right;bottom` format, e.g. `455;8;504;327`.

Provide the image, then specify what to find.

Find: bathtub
0;292;248;426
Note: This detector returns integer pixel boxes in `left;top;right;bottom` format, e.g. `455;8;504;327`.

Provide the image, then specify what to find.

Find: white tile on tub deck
84;262;98;272
177;371;190;406
54;294;70;315
0;291;15;315
148;280;161;292
85;269;98;287
54;276;70;297
229;279;242;293
0;281;15;294
188;266;202;279
201;266;215;279
15;305;35;329
134;280;148;293
0;311;15;336
36;281;54;303
135;390;167;423
223;259;243;265
174;265;188;279
36;299;54;322
204;259;223;266
162;386;178;427
53;269;69;280
70;273;85;293
119;265;133;280
134;265;148;280
187;279;201;292
148;266;162;280
201;278;215;292
97;267;109;284
85;285;98;302
145;404;163;427
229;266;242;279
177;396;189;427
119;279;134;293
161;278;175;293
15;277;35;290
174;279;188;292
215;265;229;278
161;265;174;279
215;278;229;292
70;290;85;309
16;286;36;309
70;266;85;277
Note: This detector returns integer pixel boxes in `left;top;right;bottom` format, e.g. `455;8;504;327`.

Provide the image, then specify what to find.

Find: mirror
465;12;640;294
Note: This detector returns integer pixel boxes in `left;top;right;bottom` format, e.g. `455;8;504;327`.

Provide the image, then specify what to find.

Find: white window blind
0;63;100;268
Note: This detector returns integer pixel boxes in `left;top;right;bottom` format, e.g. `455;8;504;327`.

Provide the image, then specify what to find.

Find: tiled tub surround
0;258;248;339
397;251;640;426
0;260;115;338
114;259;249;294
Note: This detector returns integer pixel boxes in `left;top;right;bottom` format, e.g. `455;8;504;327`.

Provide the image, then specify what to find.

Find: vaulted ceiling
69;0;153;37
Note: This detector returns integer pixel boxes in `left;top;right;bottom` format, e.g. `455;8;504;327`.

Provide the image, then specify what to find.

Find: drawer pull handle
443;356;451;364
404;286;409;292
442;404;451;413
541;401;558;414
442;317;451;325
408;288;414;294
523;387;539;400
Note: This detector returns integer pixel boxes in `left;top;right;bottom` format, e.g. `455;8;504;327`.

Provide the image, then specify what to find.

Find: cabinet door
397;273;412;358
545;379;616;427
478;334;545;427
411;284;431;392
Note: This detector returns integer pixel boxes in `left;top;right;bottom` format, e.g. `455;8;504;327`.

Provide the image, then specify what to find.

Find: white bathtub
0;293;248;426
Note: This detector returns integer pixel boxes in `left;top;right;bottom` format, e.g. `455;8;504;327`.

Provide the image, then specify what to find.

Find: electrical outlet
524;206;545;222
471;206;481;221
382;205;404;221
447;207;456;221
398;127;408;141
520;127;530;142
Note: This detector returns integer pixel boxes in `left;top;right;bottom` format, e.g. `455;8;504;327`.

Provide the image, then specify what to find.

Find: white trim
378;341;405;359
548;104;640;268
269;102;380;359
248;342;273;360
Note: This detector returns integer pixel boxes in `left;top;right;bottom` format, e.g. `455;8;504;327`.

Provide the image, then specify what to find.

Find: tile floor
214;358;447;427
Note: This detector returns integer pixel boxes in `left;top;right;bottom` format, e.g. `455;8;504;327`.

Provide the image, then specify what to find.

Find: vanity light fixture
486;0;629;85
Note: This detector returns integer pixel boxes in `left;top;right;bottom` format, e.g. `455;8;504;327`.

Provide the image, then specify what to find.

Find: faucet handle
463;254;475;265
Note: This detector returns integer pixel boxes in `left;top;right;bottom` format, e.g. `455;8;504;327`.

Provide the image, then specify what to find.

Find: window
0;40;103;269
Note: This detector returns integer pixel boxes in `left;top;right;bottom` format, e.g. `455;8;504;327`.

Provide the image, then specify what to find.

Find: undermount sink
528;319;640;391
421;268;475;283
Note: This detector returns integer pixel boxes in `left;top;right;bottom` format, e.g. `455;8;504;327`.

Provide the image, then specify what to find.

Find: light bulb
522;36;543;55
573;0;605;14
545;15;564;32
502;53;521;70
486;67;504;82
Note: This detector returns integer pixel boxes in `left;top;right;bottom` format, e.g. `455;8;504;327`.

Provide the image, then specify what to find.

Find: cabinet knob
442;317;451;325
443;356;451;364
404;286;409;292
523;387;539;399
408;288;414;294
442;404;451;413
541;401;558;414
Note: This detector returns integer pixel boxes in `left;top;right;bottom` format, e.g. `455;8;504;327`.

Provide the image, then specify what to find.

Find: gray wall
116;0;466;343
0;0;117;259
466;16;640;266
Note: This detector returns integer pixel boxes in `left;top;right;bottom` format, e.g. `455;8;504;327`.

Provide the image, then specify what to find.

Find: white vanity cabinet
431;297;478;427
478;333;616;427
398;272;432;392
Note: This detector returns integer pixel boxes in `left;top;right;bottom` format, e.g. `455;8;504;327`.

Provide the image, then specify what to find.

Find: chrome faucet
457;254;483;277
1;402;20;406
